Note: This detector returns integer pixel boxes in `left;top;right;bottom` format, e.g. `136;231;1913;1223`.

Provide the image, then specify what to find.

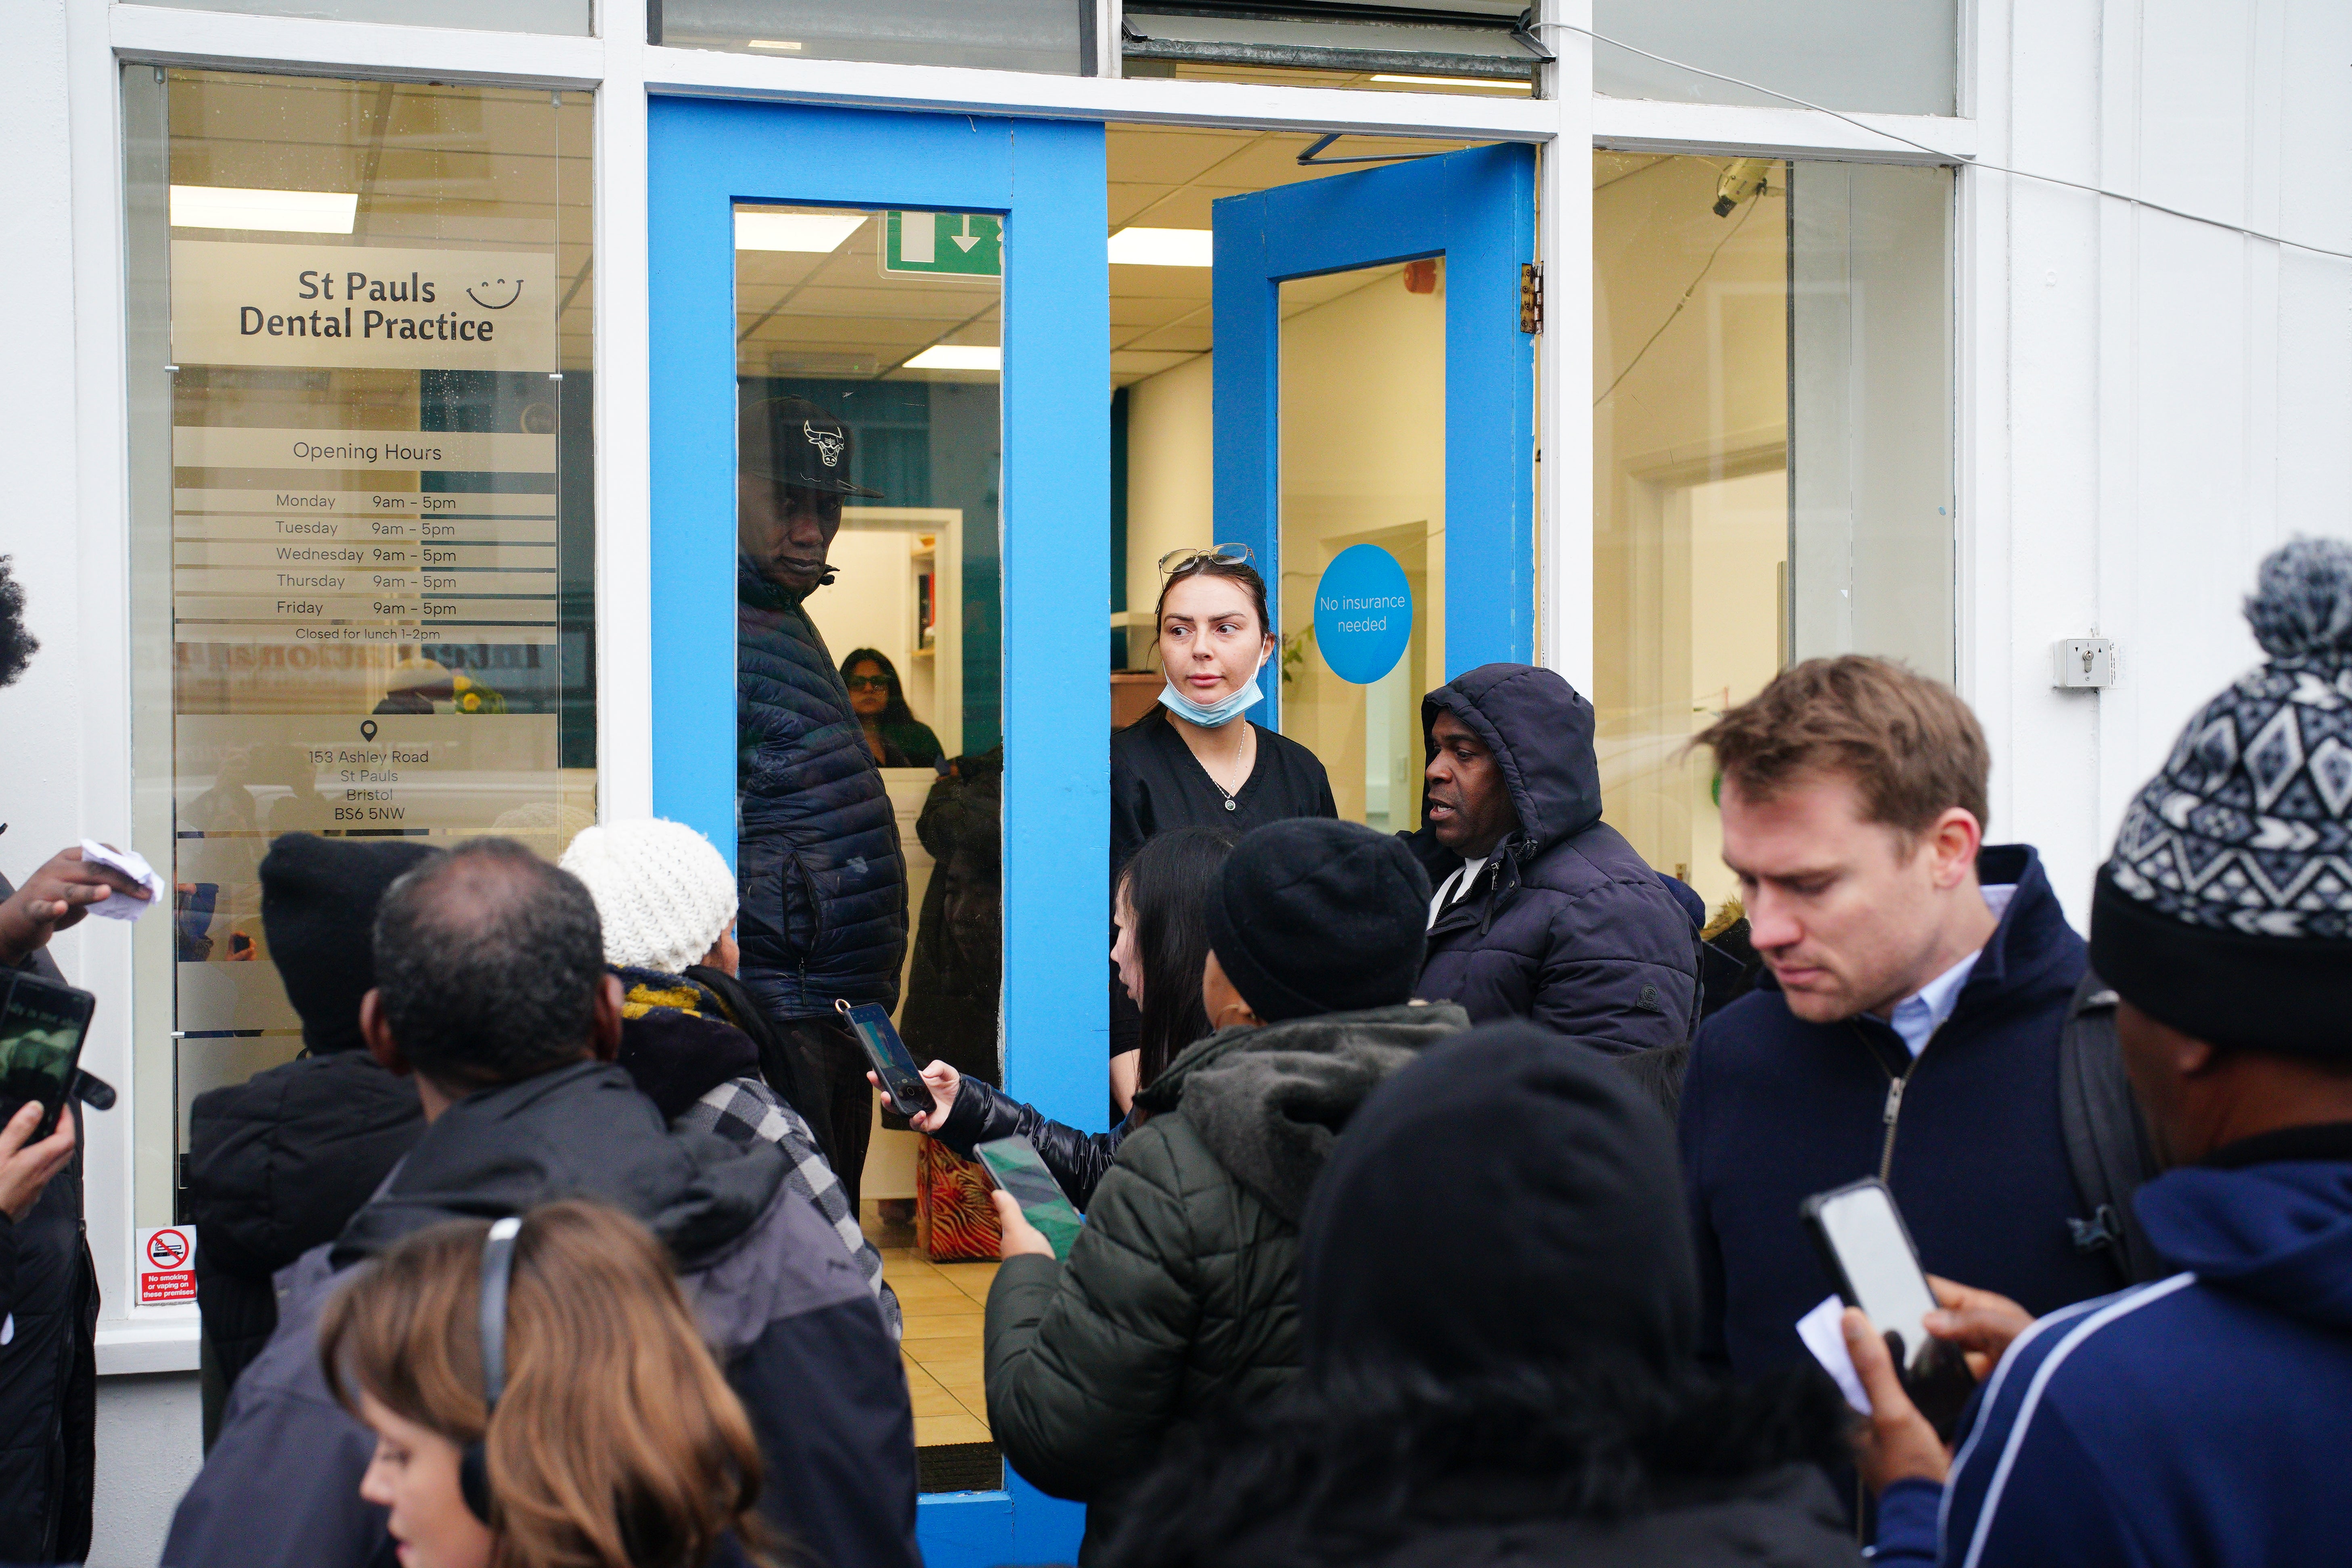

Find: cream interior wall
1122;350;1215;661
1593;155;1788;906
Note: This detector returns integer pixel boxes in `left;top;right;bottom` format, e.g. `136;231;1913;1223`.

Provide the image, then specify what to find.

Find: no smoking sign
136;1226;197;1305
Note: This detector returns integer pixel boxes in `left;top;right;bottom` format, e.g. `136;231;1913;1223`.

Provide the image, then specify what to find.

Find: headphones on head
459;1215;522;1526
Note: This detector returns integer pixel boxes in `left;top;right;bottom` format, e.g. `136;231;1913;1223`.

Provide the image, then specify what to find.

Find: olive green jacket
982;1002;1470;1561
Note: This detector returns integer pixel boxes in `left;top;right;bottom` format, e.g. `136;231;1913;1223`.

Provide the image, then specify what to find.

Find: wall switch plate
2053;637;2117;688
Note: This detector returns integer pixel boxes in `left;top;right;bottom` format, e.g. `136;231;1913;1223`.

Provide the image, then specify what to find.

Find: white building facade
1;1;2348;1562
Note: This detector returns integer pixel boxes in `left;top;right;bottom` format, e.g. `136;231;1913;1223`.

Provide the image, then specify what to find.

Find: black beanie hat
1206;818;1431;1024
260;833;442;1055
2090;537;2352;1059
1300;1020;1697;1382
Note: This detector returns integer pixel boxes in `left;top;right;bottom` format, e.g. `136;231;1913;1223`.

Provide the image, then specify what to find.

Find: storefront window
732;203;1003;1468
1592;152;1952;913
123;70;595;1230
1592;0;1955;117
659;0;1092;73
135;0;590;35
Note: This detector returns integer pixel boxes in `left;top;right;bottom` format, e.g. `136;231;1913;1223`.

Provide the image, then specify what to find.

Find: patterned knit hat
2090;537;2352;1056
558;819;738;977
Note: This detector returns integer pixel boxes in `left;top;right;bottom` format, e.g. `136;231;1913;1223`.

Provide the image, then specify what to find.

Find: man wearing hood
165;839;918;1568
1409;662;1699;1051
1853;538;2352;1568
983;818;1469;1563
736;393;904;1210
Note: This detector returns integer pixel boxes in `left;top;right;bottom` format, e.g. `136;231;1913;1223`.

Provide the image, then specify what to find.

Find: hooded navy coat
736;556;907;1018
1406;664;1699;1054
1872;1123;2352;1567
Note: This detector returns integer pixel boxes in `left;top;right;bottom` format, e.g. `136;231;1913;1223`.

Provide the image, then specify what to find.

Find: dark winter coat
186;1048;424;1441
165;1060;919;1568
736;555;907;1018
1106;1366;1858;1568
1104;1021;1858;1568
1407;666;1699;1053
936;1076;1126;1210
0;898;94;1566
1681;846;2123;1378
898;748;1003;1085
1874;1122;2352;1567
986;1003;1470;1564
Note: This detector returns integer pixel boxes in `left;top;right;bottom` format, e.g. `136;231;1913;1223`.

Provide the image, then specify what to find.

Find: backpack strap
2057;969;2166;1285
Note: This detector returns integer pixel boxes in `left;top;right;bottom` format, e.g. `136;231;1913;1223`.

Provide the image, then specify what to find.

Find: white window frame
74;0;1974;1367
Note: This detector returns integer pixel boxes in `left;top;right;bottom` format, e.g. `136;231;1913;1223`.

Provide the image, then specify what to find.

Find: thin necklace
1182;718;1252;810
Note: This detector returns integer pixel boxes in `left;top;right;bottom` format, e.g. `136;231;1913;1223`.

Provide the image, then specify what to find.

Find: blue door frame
1211;143;1538;724
647;97;1105;1566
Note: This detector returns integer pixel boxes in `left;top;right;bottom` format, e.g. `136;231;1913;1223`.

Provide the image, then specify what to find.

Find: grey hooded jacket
1408;664;1699;1053
983;1003;1471;1564
163;1061;917;1568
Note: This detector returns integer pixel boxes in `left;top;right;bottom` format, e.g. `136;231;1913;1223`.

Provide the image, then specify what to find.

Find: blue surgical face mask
1159;674;1263;729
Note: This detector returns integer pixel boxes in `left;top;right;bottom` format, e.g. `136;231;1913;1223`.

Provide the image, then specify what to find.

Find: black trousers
775;1013;875;1214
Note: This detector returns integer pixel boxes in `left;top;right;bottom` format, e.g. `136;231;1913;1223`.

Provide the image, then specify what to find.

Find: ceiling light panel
735;211;869;253
169;185;358;234
904;345;1001;371
1108;227;1214;267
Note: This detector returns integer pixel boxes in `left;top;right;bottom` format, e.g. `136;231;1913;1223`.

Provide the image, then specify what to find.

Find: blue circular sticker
1313;544;1414;686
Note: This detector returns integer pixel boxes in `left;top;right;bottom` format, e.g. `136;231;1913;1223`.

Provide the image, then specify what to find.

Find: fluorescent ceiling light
1108;227;1213;267
170;185;357;234
904;345;1001;371
735;211;867;252
747;38;803;49
1368;73;1530;92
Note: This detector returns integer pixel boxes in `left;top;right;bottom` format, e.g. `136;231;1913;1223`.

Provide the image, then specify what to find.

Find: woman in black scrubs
1108;549;1334;1105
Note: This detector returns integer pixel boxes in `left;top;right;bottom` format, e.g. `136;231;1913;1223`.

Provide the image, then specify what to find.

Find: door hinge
1519;262;1543;335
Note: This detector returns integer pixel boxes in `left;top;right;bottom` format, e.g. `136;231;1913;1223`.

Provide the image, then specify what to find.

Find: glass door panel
1276;262;1445;831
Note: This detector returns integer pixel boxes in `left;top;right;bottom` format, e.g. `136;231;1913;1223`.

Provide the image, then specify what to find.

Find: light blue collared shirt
1886;883;2017;1057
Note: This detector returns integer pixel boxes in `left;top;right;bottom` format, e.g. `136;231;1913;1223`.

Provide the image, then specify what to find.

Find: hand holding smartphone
974;1137;1085;1259
837;999;934;1120
0;973;96;1144
1800;1177;1976;1440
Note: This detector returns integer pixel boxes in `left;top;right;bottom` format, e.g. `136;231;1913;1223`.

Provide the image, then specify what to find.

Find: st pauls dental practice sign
171;242;555;372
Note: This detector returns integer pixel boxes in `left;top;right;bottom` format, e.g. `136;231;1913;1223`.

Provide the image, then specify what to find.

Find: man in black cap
736;395;904;1209
184;834;436;1443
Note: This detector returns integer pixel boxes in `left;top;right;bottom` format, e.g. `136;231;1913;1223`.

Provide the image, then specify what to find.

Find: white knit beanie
558;819;738;977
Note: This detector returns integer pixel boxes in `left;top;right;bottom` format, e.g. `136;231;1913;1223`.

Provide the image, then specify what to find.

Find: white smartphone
1800;1177;1942;1370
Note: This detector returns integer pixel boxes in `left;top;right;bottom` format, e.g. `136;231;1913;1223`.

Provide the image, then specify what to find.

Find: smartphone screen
838;1001;933;1119
1804;1179;1941;1368
974;1137;1085;1258
0;974;96;1141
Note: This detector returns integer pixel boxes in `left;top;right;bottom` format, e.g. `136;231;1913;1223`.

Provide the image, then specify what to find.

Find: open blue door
1212;144;1538;735
647;98;1102;1568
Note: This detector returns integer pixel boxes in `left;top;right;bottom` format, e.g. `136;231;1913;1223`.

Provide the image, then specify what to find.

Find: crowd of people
4;503;2351;1568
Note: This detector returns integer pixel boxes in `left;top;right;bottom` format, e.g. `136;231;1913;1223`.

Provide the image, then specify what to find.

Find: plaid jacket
681;1076;902;1341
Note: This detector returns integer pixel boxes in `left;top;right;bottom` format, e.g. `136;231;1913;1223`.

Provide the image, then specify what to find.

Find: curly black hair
0;556;37;689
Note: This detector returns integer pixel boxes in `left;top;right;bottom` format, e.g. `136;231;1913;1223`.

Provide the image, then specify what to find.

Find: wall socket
2053;637;2117;688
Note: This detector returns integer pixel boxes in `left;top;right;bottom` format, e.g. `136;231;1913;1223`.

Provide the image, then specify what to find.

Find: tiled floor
878;1243;997;1449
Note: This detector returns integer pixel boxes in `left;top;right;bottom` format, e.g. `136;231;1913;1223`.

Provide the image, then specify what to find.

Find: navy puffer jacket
1407;664;1698;1053
737;556;907;1017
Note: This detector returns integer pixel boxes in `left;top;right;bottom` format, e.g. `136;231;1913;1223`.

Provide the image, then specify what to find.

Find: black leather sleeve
933;1079;1125;1211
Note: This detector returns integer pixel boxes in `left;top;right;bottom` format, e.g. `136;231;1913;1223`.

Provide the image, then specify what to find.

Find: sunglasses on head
1157;544;1255;576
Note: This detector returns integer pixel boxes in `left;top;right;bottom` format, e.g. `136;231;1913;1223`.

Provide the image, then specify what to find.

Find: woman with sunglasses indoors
839;648;943;770
1107;552;1335;1108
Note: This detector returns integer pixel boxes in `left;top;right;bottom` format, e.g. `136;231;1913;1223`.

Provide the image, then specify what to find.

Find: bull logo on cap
803;421;846;468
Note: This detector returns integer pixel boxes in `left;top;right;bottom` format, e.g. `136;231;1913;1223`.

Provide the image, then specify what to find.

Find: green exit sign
884;211;1003;278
